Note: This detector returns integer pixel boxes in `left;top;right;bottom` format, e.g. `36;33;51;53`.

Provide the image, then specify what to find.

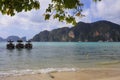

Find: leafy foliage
44;0;84;25
44;0;101;25
0;0;101;25
0;0;40;16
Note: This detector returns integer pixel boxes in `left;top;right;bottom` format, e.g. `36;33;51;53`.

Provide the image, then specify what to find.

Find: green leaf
0;0;40;16
45;14;51;20
53;14;60;19
59;16;65;21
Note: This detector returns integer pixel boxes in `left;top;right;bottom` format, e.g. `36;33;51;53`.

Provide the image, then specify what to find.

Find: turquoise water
0;42;120;74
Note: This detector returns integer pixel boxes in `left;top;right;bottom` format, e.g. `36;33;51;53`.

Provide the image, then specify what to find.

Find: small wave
0;68;76;77
98;61;120;65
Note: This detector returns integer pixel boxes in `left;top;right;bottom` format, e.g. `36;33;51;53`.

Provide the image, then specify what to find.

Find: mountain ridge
31;20;120;42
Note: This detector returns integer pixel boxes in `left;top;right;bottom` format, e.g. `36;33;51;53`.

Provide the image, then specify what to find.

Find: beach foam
0;68;77;77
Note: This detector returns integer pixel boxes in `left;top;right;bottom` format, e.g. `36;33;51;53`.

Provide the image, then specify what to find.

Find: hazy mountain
31;20;120;42
0;37;4;42
7;36;20;41
21;37;27;41
0;36;26;42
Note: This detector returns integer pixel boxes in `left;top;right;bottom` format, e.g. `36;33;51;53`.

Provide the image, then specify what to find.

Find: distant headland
0;36;26;42
31;20;120;42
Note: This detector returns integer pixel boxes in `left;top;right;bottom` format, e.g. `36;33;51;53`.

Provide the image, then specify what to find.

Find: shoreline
0;68;120;80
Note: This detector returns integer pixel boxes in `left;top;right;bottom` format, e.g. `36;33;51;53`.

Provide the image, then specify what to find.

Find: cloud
0;0;72;39
76;0;120;24
0;0;119;39
90;0;120;24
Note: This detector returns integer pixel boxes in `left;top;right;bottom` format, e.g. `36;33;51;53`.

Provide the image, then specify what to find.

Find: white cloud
0;0;120;39
76;0;120;24
77;0;120;24
90;0;120;24
0;0;72;39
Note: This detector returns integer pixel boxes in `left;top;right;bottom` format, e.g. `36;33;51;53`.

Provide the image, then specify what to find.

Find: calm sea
0;42;120;75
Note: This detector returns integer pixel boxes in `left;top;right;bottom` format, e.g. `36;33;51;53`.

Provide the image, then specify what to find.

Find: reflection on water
0;42;120;71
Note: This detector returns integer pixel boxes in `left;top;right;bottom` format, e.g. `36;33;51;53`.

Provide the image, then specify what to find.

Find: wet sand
1;69;120;80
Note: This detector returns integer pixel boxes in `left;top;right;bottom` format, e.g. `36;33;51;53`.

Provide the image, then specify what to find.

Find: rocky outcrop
21;37;26;41
0;36;26;42
7;36;26;41
32;27;70;42
31;20;120;42
7;36;20;41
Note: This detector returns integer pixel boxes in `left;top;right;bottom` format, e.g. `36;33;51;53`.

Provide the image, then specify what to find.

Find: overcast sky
0;0;120;39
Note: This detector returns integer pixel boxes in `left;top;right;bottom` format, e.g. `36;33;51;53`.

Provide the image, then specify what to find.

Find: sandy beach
1;69;120;80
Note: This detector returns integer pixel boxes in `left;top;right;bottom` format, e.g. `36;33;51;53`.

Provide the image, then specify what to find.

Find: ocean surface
0;42;120;75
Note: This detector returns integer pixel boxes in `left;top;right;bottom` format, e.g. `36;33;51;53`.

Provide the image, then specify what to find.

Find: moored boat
6;40;15;49
25;40;32;49
16;39;24;49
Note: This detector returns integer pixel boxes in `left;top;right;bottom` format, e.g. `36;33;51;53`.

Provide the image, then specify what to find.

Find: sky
0;0;120;40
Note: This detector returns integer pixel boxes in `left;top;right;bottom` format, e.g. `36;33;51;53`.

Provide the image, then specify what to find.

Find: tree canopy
0;0;101;25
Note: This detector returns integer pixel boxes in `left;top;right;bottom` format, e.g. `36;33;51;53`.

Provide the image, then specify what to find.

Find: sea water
0;42;120;76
